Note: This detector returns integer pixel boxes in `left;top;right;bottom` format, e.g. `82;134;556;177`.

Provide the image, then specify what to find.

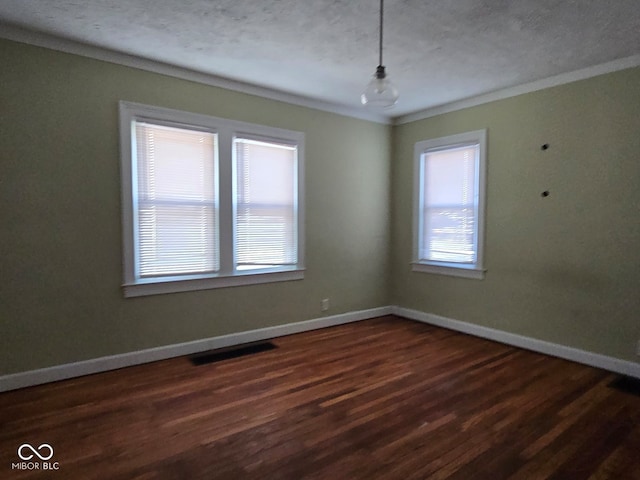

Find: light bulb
361;65;399;108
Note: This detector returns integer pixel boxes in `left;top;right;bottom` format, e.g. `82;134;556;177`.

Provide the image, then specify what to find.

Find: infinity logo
17;443;54;461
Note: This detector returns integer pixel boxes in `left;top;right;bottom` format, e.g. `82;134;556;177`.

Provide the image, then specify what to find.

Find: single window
120;102;305;297
413;130;487;279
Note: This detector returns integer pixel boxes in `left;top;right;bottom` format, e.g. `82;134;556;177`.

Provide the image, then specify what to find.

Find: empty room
1;1;639;478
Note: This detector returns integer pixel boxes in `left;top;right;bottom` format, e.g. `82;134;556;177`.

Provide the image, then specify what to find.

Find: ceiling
1;0;640;120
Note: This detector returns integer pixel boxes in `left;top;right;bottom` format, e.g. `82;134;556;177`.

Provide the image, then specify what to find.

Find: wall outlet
321;298;330;312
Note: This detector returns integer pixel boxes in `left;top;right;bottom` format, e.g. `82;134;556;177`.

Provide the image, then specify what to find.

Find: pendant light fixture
361;0;399;108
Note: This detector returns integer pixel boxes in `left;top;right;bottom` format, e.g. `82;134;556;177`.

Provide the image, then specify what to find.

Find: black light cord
379;0;384;66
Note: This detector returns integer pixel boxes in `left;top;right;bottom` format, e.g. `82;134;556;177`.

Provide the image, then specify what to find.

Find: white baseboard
3;305;637;393
392;306;640;380
0;306;392;393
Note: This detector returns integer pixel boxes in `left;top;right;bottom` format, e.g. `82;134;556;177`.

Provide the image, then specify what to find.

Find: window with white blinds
120;102;305;297
135;122;218;277
421;144;478;263
413;130;487;280
234;138;297;270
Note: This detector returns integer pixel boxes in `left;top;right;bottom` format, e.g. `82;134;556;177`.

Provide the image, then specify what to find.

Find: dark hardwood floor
1;315;639;479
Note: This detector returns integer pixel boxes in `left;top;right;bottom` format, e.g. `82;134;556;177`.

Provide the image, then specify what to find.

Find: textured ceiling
1;0;640;118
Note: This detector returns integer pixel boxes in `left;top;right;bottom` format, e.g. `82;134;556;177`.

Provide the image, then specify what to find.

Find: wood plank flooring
1;315;639;479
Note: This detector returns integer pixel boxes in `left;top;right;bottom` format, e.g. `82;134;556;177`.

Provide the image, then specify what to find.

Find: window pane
421;144;478;263
234;138;297;268
135;122;218;277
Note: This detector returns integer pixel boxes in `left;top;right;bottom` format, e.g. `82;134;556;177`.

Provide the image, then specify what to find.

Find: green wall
2;37;639;378
391;67;640;362
0;39;391;375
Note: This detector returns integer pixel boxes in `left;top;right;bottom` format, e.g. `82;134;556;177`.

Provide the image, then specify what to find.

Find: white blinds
135;122;218;277
234;138;297;269
421;144;478;263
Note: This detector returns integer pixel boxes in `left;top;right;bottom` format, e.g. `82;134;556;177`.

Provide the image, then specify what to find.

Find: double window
119;102;304;297
413;130;487;279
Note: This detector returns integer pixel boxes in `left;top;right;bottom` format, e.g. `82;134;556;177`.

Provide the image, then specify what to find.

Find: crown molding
3;22;638;128
0;22;391;125
393;54;640;125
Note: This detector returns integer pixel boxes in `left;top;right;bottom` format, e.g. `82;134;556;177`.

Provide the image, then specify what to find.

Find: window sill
411;262;485;280
123;267;305;298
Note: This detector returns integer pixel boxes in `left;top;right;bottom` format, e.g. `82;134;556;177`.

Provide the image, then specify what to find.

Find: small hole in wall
541;144;550;150
541;190;550;197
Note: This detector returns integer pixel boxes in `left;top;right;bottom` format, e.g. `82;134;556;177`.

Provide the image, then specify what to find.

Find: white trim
392;306;640;380
411;263;485;280
5;23;639;127
412;130;487;279
394;54;640;125
0;22;390;125
2;304;638;392
123;269;305;298
119;101;306;297
0;306;393;393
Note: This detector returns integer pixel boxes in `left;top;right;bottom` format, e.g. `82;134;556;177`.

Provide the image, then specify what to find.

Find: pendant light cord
379;0;384;66
361;0;398;106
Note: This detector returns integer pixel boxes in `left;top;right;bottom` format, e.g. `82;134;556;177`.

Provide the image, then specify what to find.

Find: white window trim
119;101;305;297
412;129;487;280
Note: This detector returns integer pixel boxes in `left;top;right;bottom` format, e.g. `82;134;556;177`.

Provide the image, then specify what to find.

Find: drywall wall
2;36;638;379
0;39;391;375
391;66;640;362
